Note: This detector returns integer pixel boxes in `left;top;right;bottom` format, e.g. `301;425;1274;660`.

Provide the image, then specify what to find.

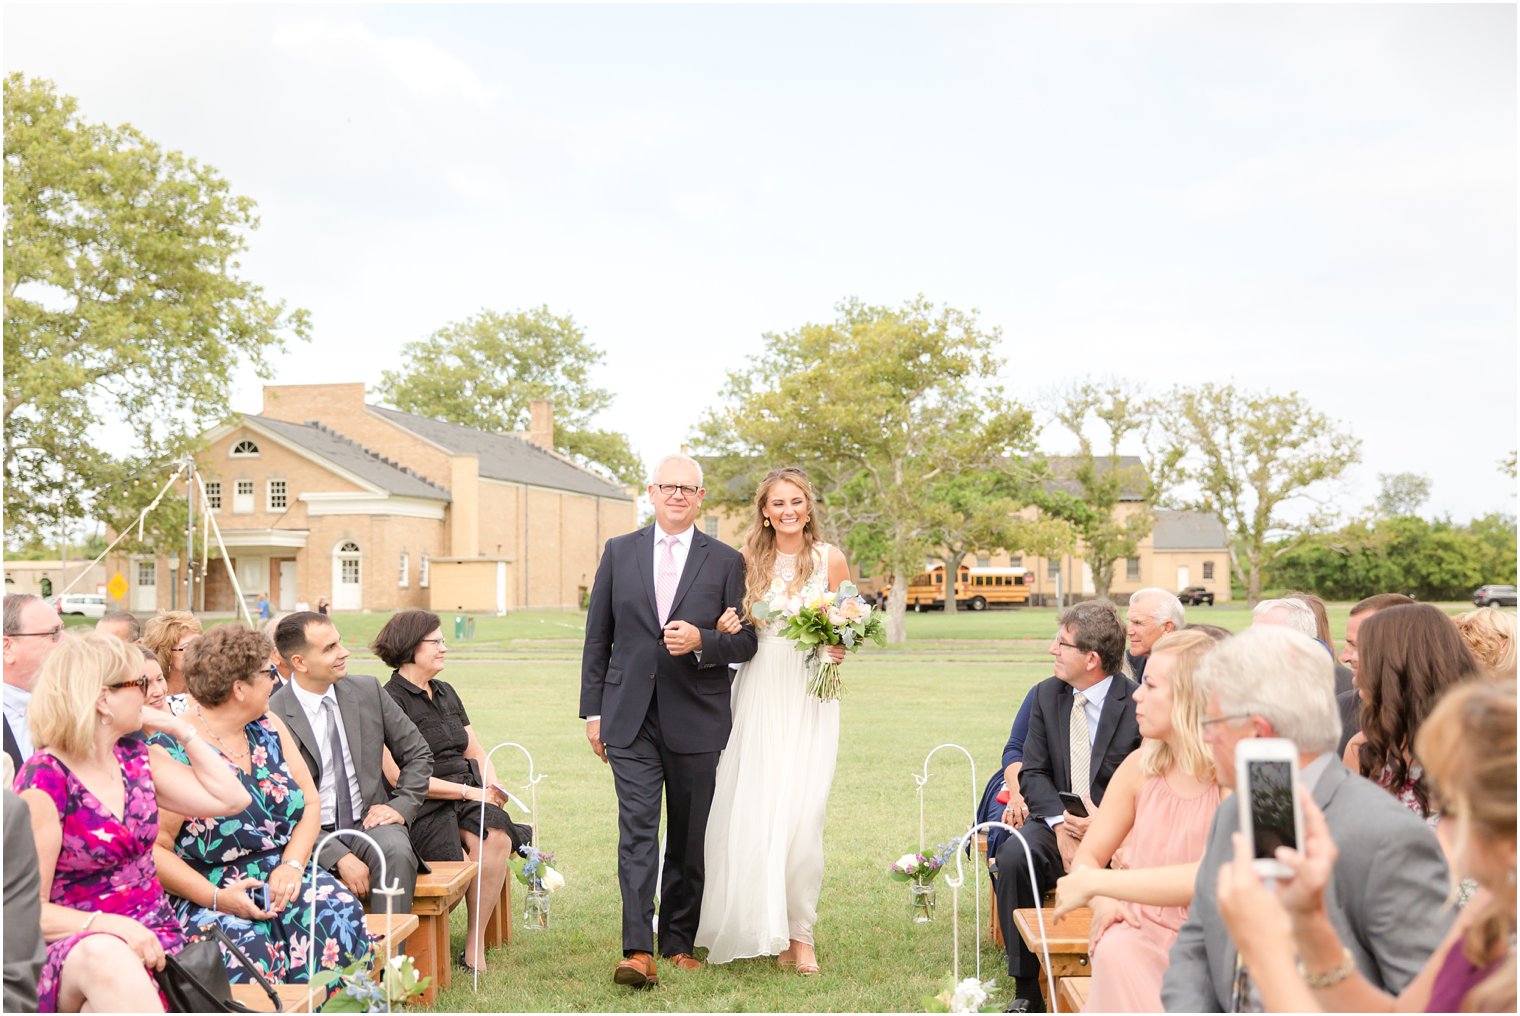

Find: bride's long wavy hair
742;466;821;623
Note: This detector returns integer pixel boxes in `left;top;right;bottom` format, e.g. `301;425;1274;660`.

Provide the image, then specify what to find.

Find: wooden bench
1013;907;1091;1013
230;983;322;1012
1057;976;1091;1014
365;911;420;969
407;860;475;1005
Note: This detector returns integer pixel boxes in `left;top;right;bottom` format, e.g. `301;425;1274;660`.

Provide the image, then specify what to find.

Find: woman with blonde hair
1454;608;1516;680
1217;679;1516;1013
697;466;851;975
11;634;250;1012
141;610;202;699
1052;628;1224;1011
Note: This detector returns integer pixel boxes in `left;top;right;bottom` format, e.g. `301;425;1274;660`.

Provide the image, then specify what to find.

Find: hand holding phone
1058;791;1090;818
1235;737;1304;879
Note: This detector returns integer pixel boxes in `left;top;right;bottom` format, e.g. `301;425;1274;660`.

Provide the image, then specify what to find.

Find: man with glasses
995;600;1141;1012
1162;625;1450;1012
3;594;64;770
580;453;758;988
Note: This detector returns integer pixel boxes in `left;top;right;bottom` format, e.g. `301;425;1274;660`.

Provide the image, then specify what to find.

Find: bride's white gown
697;544;840;963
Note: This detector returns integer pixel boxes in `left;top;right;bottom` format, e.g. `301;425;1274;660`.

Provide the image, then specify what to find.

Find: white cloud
272;18;495;109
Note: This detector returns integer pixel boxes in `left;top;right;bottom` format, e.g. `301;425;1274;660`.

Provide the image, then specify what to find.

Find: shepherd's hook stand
307;828;403;1012
469;742;544;992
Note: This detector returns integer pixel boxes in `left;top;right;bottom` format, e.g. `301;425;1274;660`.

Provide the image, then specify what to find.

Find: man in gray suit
4;788;44;1013
1162;625;1453;1012
268;612;433;914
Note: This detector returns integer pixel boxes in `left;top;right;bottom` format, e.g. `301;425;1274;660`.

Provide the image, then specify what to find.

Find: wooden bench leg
409;913;441;1007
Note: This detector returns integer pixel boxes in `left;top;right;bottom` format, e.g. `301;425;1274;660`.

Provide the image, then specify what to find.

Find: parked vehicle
906;564;1030;611
1177;585;1215;606
55;593;108;618
1473;584;1518;608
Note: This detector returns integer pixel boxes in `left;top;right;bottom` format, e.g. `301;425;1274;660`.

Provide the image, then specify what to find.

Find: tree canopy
3;73;307;546
375;306;643;486
694;295;1039;642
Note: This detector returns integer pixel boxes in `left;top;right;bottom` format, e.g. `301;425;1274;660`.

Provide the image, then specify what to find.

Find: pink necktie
656;534;680;625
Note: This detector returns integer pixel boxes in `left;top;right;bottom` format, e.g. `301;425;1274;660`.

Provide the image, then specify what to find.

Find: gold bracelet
1298;946;1355;989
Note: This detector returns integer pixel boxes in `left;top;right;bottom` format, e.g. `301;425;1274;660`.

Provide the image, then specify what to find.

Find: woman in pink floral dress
13;634;250;1012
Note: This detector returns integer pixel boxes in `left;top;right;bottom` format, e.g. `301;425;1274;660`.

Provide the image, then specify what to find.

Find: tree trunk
887;572;909;644
1247;560;1263;607
1092;559;1113;602
942;550;963;615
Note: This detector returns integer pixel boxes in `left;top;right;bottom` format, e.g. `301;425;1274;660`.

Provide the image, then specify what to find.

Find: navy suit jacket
579;526;758;754
1018;673;1142;821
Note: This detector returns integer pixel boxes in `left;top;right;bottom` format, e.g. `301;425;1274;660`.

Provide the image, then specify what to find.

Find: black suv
1473;585;1518;608
1178;586;1215;606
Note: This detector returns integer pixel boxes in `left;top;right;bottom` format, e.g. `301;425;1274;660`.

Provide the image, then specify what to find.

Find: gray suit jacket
4;790;43;1013
1162;761;1454;1012
268;674;433;866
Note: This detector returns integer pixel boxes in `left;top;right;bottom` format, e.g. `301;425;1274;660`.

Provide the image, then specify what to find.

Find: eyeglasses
10;626;63;643
108;675;149;695
1054;639;1084;652
252;665;281;684
653;483;700;498
1201;712;1253;728
420;637;446;649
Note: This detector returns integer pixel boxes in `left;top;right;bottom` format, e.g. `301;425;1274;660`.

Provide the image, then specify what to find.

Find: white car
56;594;108;619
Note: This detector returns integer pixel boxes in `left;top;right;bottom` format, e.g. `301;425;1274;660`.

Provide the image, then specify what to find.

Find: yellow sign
106;573;128;601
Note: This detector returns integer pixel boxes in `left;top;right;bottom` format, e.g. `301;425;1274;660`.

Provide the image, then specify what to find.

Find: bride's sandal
793;946;819;976
776;949;797;970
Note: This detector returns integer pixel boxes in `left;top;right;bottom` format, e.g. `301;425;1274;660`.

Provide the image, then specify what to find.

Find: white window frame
230;439;260;458
205;481;222;511
399;551;410;588
267;478;288;511
419;552;430;589
233;479;254;514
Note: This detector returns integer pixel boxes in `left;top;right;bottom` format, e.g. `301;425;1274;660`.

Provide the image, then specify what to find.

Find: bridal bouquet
752;580;887;701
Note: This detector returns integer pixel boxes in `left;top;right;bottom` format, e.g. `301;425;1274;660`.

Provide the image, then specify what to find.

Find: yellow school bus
905;564;1030;611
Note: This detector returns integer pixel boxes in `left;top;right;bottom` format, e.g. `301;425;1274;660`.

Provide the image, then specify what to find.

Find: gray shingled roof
1041;455;1149;500
368;406;633;501
248;416;451;501
1153;509;1229;550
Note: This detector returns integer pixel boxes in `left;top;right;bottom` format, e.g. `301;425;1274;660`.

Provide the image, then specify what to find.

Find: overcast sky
6;2;1516;524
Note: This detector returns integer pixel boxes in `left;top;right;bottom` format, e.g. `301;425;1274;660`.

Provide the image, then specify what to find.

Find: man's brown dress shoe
666;952;703;971
613;952;659;988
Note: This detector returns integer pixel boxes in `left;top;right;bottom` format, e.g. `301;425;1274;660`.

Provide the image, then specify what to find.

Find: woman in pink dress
13;634;251;1012
1052;629;1223;1012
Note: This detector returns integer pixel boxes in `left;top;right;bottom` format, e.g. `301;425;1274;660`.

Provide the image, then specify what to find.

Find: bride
696;466;850;975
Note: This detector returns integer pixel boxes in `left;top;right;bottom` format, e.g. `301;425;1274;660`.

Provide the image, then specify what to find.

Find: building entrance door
333;542;362;611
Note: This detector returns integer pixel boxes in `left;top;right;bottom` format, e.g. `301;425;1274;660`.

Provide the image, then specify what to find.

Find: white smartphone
1235;737;1303;879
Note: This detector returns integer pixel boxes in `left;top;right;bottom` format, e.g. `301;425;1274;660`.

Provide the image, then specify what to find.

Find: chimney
528;400;554;451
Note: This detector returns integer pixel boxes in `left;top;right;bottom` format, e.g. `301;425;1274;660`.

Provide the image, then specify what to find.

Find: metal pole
185;459;196;613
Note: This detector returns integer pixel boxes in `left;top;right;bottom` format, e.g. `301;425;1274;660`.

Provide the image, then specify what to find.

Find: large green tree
4;73;307;545
1161;383;1360;605
375;306;642;486
1047;379;1159;601
694;295;1039;642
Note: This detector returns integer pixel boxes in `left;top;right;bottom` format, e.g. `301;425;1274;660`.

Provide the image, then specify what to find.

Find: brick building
108;383;637;615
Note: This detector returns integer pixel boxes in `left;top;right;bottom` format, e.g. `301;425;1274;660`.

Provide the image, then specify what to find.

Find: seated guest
1053;630;1222;1011
142;610;202;699
4;595;64;772
977;684;1039;865
1124;588;1184;682
12;634;250;1013
268;612;433;916
996;601;1142;1012
1181;622;1231;642
374;610;519;973
1337;593;1415;755
1344;603;1479;823
148;626;371;983
1276;592;1356;698
1455;608;1516;680
140;647;168;712
261;618;292;688
4;786;45;1013
1161;626;1453;1011
1216;679;1516;1013
95;611;141;644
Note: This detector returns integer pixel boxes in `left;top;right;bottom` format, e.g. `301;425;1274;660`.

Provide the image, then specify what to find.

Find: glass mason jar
524;886;551;930
910;878;936;923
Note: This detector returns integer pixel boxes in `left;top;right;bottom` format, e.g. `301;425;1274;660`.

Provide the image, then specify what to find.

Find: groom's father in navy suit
581;453;758;988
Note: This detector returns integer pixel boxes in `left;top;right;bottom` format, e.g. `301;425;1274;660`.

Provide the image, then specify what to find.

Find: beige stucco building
107;383;637;615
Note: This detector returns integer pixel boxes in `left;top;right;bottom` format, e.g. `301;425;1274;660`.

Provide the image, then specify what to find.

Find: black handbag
159;921;282;1013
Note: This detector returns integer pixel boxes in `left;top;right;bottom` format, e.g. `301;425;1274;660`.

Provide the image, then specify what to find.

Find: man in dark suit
996;600;1142;1012
1123;588;1184;682
3;595;63;772
580;453;758;988
268;612;433;914
4;788;44;1013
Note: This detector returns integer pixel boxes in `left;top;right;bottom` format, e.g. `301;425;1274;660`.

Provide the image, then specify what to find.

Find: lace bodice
755;543;831;629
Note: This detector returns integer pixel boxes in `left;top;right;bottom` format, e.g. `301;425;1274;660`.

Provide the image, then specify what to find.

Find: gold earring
763;518;770;527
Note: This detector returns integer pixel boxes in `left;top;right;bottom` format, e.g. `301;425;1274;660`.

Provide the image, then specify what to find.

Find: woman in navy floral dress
13;634;251;1012
148;626;371;983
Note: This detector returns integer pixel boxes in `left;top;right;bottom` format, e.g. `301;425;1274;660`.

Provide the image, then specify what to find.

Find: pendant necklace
196;704;250;761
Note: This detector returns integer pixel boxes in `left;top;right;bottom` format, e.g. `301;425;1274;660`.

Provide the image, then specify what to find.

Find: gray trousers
317;824;419;915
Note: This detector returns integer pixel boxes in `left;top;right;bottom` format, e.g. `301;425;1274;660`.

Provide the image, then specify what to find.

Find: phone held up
1235;737;1304;880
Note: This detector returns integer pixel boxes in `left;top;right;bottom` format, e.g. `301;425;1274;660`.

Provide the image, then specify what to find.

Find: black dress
383;672;525;860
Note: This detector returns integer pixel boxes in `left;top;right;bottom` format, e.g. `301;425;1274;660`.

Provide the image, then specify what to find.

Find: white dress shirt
289;680;364;826
3;685;33;761
1046;674;1115;828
